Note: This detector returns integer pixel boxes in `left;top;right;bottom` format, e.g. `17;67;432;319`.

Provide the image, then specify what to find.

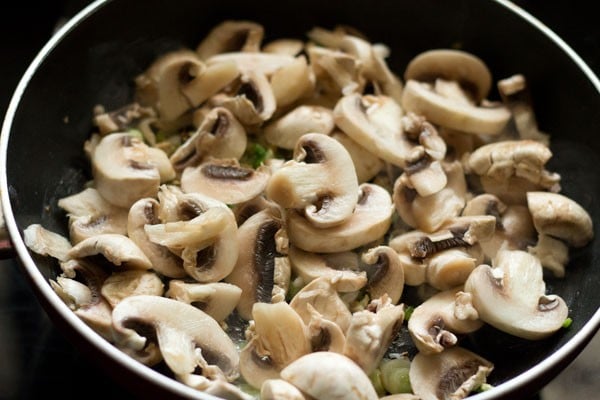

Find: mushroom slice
307;46;364;96
196;20;264;59
331;130;384;183
306;305;347;353
465;140;561;192
270;55;315;109
288;246;367;293
91;132;161;208
224;209;288;320
206;52;296;76
408;287;483;355
101;270;164;308
362;246;404;305
266;133;359;228
401;79;511;135
263;39;304;56
166;281;242;323
465;250;569;339
263;105;335;150
24;224;72;261
170;107;247;171
181;158;270;205
261;379;306;400
180;375;254;400
425;248;481;291
128;198;186;278
233;195;280;226
67;233;152;270
527;191;593;248
93;102;156;135
281;352;379;400
239;302;311;389
58;187;129;244
343;295;405;375
404;49;493;103
528;234;570;278
290;276;353;333
410;347;493;400
393;160;467;232
286;183;393;252
389;230;428;286
112;295;240;382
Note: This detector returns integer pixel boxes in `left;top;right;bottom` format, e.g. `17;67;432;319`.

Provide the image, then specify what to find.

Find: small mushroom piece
270;55;315;109
261;379;306;400
67;233;152;270
240;302;311;389
196;20;264;59
127;198;186;278
362;246;404;305
263;105;335;150
93;102;156;135
181;158;271;205
389;230;428;286
288;246;367;293
410;347;493;400
465;250;569;340
281;352;379;400
306;305;347;353
308;46;364;96
180;375;254;400
262;39;304;56
331;130;384;183
528;234;570;278
286;183;393;253
225;209;289;320
408;287;483;355
527;191;593;248
23;224;72;261
166;281;242;323
425;248;481;291
101;270;164;308
206;52;296;77
170;107;247;171
91;132;161;208
343;295;405;375
233;195;280;226
112;295;240;382
266;133;359;228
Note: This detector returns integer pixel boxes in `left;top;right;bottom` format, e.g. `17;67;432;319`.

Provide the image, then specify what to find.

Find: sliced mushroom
166;280;242;323
464;250;569;340
331;130;384;183
181;158;271;205
410;347;493;400
93;102;156;136
288;246;367;293
280;351;379;400
263;39;304;56
308;46;364;96
362;246;404;305
261;379;307;400
528;234;570;278
101;270;164;307
196;20;264;59
180;375;254;400
286;183;393;252
23;224;72;261
91;132;161;208
266;133;359;228
389;230;428;286
527;191;593;248
408;287;483;355
112;295;240;383
224;209;289;320
306;304;347;353
67;233;152;270
206;52;296;77
239;302;311;389
232;195;280;226
170;107;247;171
343;295;405;375
425;248;482;291
263;105;335;150
270;55;315;109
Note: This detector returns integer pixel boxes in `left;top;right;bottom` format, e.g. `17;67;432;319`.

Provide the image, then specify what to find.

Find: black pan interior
5;0;600;396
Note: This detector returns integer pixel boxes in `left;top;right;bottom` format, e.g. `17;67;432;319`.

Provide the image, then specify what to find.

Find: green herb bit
475;383;494;392
127;128;144;140
380;357;412;394
369;368;387;397
242;142;273;169
404;305;415;321
562;317;573;329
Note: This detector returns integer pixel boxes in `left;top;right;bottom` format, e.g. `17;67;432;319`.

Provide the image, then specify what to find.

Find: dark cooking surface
0;1;598;399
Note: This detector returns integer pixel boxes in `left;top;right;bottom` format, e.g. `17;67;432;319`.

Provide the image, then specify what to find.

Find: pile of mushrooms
24;21;594;400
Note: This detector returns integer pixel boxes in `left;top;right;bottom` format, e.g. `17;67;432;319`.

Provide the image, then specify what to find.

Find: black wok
1;0;599;399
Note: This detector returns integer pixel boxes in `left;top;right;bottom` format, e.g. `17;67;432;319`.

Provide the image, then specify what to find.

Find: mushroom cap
280;351;379;400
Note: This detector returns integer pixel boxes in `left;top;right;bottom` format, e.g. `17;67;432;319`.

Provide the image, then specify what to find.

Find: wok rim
1;0;599;399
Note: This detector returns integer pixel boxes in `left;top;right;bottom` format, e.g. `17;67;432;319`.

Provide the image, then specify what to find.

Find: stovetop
0;1;598;399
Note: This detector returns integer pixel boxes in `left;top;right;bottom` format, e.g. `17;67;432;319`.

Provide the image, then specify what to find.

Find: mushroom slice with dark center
58;187;129;244
362;246;404;305
232;195;280;226
410;347;493;400
281;352;379;400
288;246;367;293
166;280;242;323
224;209;289;320
263;105;335;150
239;302;311;389
170;107;247;171
389;230;428;286
343;295;404;375
306;304;347;353
93;102;156;135
112;295;240;383
286;183;392;252
67;233;152;270
464;249;569;340
128;198;186;278
91;132;161;208
266;133;359;228
24;224;72;262
181;158;270;205
408;287;483;355
196;20;264;59
101;270;164;308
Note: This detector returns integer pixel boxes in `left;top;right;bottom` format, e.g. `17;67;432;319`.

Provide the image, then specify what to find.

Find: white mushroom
67;233;152;270
263;105;335;150
100;270;164;307
261;379;306;400
307;46;364;96
362;246;405;305
23;224;72;262
166;281;242;323
196;20;264;59
331;130;384;183
269;55;315;109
